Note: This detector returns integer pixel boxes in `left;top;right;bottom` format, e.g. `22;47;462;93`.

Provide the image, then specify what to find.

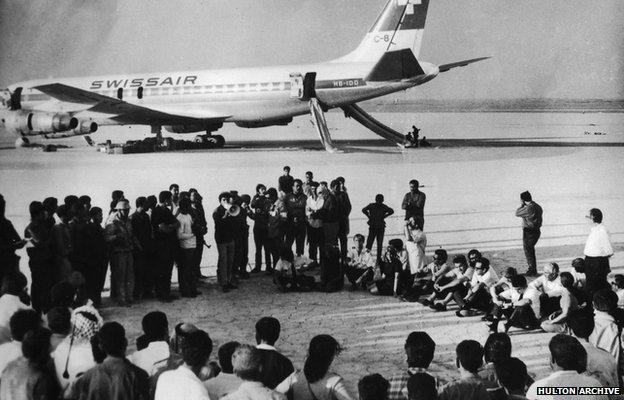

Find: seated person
345;234;375;290
570;258;589;306
358;373;389;400
478;333;511;390
490;267;517;297
456;257;499;317
371;239;406;296
612;274;624;308
487;275;541;333
407;373;437;400
528;262;563;317
128;311;170;376
274;247;296;292
402;249;449;303
494;357;530;400
426;255;474;312
438;340;489;400
204;341;244;399
540;272;579;334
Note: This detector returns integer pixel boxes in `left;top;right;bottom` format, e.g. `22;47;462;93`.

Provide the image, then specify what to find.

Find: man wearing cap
105;199;140;306
515;191;543;276
401;180;426;227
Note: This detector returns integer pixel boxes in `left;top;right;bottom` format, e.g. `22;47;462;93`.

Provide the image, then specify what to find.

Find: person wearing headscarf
51;305;103;398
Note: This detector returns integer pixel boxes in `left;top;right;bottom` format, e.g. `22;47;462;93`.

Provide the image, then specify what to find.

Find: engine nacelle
3;111;78;135
43;120;98;139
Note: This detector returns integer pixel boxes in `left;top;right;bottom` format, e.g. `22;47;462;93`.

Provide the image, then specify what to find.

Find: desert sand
1;110;623;392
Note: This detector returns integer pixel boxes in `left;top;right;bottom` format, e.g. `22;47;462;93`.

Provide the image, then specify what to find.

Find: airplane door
289;73;303;99
289;72;317;100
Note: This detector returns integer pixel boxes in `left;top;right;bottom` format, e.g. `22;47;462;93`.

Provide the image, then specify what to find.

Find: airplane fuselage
10;60;437;126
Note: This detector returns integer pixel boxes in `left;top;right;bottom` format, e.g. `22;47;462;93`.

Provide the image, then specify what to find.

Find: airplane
0;0;488;152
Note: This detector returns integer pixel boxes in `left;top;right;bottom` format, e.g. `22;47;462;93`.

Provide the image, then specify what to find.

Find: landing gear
15;136;29;148
151;125;163;148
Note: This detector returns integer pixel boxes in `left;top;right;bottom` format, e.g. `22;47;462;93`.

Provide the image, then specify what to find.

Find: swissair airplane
0;0;487;152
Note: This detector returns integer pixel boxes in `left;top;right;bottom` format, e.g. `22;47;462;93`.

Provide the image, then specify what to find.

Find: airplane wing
438;57;490;73
33;83;229;124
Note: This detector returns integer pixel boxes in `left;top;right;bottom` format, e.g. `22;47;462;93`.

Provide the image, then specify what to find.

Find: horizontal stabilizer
341;103;405;147
438;57;490;72
365;49;424;82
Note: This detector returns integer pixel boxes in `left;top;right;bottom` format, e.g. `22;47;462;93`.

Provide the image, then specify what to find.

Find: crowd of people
0;166;620;399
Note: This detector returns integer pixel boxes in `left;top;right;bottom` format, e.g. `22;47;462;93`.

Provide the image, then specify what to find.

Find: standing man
584;208;613;296
176;198;199;297
362;194;394;264
302;171;316;197
335;177;352;263
130;197;152;302
515;191;543;276
401;180;426;227
214;192;237;292
105;200;139;307
24;201;54;312
250;184;271;273
284;179;307;257
305;182;324;265
152;191;180;302
278;166;294;194
169;184;180;215
189;189;208;280
83;207;109;308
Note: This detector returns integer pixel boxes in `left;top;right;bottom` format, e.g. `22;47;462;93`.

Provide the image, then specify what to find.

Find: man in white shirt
345;234;375;290
222;345;286;400
526;334;606;400
205;341;244;399
155;330;213;400
456;257;499;317
487;275;541;333
0;309;41;374
0;273;30;344
177;198;199;298
529;262;564;317
128;311;170;376
305;182;324;264
584;208;614;296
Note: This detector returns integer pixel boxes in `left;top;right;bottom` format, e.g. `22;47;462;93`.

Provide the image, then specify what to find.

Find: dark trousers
144;245;156;296
323;222;339;246
82;259;108;308
133;249;146;299
268;236;283;269
540;294;561;317
154;242;175;299
29;259;55;313
456;286;492;311
338;218;350;260
286;221;307;256
307;225;323;262
492;304;539;329
366;226;385;264
216;241;235;286
178;248;198;296
345;267;374;286
522;228;541;271
233;234;248;275
253;227;271;270
584;256;610;297
194;237;204;278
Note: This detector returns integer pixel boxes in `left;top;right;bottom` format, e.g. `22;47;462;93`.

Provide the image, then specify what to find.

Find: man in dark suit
255;317;294;389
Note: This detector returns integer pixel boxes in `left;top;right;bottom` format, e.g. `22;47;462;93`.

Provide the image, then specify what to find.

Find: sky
0;0;622;99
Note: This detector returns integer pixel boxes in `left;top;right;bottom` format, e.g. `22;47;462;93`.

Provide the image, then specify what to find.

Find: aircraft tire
213;135;225;148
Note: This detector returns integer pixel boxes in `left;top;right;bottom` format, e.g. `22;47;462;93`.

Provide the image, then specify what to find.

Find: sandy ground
1;111;624;392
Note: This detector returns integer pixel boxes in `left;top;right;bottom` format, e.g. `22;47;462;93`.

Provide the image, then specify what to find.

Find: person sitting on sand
403;249;449;304
541;272;580;333
455;257;499;317
528;262;563;318
387;331;439;400
427;255;474;312
371;239;407;296
482;267;518;320
438;340;489;400
345;234;375;290
419;136;431;147
359;373;389;400
486;275;541;333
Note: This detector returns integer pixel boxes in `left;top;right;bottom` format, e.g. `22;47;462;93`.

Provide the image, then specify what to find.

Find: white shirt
584;223;613;257
617;289;624;308
306;196;324;228
529;276;563;297
0;294;30;344
499;287;541;318
0;341;21;374
155;365;211;400
177;213;197;249
526;370;605;400
588;310;621;364
205;372;244;400
471;268;499;289
347;248;374;269
275;371;355;400
128;341;170;376
579;340;619;388
222;381;286;400
52;340;95;398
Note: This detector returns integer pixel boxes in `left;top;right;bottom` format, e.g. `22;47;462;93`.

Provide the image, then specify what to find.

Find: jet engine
42;120;98;139
2;110;78;135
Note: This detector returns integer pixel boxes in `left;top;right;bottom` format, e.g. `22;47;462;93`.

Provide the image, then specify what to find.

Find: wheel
194;135;206;144
15;137;29;148
213;134;225;148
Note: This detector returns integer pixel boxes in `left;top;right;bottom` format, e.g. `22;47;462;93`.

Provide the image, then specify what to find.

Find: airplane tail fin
334;0;430;63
